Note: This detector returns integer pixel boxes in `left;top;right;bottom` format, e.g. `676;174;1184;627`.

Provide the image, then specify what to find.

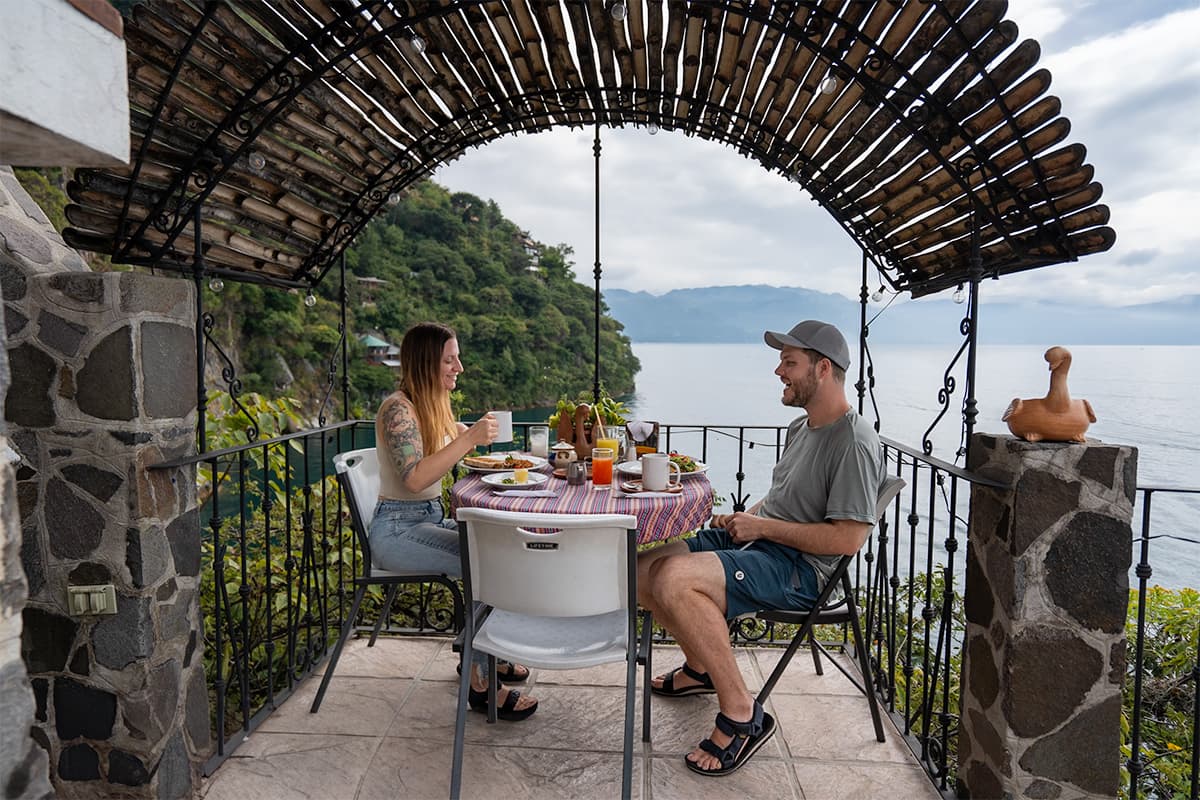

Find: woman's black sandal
468;686;538;722
457;660;529;683
651;662;717;697
685;700;776;776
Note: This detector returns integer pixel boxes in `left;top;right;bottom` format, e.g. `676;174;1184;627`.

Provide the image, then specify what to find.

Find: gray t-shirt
756;409;884;590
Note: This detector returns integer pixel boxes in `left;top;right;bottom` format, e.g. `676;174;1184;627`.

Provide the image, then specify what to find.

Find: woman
370;322;537;721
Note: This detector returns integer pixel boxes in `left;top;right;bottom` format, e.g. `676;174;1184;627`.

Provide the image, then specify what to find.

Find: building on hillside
518;231;541;270
355;276;388;306
360;334;401;371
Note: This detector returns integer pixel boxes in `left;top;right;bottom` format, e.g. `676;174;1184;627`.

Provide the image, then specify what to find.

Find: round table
450;469;713;545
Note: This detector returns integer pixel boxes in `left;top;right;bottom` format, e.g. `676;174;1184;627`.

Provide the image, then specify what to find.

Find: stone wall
1;167;207;798
0;232;53;798
958;433;1136;799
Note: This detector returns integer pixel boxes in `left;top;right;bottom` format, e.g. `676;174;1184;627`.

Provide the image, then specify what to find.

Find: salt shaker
566;461;587;485
620;431;637;464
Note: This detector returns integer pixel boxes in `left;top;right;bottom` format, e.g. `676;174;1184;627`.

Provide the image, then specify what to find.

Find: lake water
619;343;1199;590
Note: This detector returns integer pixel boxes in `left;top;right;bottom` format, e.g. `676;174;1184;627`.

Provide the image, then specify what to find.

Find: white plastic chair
449;507;640;800
309;447;463;713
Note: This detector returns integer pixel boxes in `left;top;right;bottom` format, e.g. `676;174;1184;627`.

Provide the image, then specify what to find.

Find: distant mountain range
603;285;1200;345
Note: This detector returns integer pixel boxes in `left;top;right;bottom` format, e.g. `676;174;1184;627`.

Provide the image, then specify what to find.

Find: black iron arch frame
85;0;1088;297
68;0;1117;463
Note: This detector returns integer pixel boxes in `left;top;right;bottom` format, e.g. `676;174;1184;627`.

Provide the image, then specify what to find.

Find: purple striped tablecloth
450;471;713;544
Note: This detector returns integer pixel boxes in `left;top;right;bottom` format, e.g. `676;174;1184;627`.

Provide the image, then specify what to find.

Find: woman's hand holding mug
468;413;498;447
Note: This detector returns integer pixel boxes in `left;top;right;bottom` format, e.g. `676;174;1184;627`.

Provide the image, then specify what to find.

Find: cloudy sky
434;1;1200;309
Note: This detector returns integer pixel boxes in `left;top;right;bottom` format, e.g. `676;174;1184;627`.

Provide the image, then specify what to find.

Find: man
637;319;884;776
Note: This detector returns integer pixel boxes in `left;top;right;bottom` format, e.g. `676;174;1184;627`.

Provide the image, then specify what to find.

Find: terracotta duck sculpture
1002;346;1096;443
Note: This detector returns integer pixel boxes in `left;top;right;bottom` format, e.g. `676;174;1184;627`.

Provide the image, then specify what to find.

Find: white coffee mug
490;411;513;443
641;453;682;491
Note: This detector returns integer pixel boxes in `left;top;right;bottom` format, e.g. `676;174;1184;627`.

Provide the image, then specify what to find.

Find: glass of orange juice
591;447;614;487
596;435;621;459
512;466;529;484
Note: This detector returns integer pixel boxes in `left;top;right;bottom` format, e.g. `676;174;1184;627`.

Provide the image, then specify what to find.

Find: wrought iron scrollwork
920;316;971;457
201;312;259;442
316;314;345;427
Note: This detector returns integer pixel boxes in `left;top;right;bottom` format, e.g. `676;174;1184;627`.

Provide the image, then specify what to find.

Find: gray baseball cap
763;320;851;371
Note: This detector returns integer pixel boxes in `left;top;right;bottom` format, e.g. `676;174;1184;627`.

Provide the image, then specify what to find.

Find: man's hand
721;512;771;545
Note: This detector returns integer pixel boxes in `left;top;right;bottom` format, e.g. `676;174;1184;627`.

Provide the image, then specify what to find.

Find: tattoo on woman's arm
382;402;422;479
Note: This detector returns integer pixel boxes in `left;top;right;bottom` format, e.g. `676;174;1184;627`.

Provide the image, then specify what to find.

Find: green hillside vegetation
16;169;638;417
341;181;637;412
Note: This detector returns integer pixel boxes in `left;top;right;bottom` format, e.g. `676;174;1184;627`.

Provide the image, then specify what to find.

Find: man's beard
781;368;817;408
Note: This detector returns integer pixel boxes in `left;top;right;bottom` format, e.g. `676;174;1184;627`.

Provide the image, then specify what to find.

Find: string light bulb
610;1;627;21
247;150;266;171
871;285;884;303
409;34;425;54
647;122;659;135
819;74;838;95
208;277;224;293
304;291;317;308
953;284;966;304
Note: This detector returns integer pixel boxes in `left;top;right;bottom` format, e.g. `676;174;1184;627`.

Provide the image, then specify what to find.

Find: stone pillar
1;246;53;798
958;433;1136;799
1;168;208;798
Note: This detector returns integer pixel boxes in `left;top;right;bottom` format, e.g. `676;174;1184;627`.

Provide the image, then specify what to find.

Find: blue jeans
367;499;489;671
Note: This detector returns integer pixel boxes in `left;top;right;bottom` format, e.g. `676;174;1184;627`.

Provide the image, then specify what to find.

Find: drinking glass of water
529;424;550;458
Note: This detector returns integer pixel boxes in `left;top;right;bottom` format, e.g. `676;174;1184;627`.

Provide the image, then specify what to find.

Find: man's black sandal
685;700;776;776
468;686;538;722
457;660;530;683
651;662;717;697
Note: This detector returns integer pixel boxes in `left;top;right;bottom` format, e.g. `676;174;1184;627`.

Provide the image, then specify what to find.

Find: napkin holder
626;420;660;456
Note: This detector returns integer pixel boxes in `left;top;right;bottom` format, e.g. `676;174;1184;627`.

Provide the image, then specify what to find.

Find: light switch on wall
66;584;117;616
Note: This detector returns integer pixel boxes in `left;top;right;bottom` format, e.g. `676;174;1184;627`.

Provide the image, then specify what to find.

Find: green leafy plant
197;392;303;506
1120;585;1198;800
547;388;629;428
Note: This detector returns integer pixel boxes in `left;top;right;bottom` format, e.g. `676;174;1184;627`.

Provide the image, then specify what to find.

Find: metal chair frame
309;448;464;713
754;475;907;743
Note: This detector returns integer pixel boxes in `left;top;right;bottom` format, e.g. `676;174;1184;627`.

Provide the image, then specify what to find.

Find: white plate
460;454;549;473
616;459;708;478
480;471;550;488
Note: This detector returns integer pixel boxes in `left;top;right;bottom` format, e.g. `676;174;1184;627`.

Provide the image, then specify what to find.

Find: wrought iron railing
649;424;1198;799
156;419;1198;796
1127;485;1200;800
148;419;462;774
660;424;997;793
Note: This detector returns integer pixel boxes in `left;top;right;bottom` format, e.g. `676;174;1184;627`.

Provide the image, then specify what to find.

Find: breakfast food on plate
668;452;700;473
463;455;536;470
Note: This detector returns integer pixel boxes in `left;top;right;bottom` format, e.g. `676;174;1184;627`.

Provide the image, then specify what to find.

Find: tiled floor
201;637;941;800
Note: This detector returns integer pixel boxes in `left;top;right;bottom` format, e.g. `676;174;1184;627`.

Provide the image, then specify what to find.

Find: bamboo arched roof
64;0;1115;297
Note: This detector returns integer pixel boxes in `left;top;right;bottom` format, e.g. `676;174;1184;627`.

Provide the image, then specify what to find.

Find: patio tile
792;761;939;800
257;675;412;736
769;693;914;764
529;658;640;686
386;682;643;751
648;749;799;800
200;733;380;800
752;647;868;697
360;734;645;800
641;644;763;689
642;693;729;755
315;635;450;680
201;639;941;800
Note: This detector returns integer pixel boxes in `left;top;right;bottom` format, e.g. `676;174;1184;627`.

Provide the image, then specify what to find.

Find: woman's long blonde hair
398;322;459;455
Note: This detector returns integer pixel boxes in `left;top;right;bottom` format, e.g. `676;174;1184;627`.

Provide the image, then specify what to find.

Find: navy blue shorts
685;529;820;619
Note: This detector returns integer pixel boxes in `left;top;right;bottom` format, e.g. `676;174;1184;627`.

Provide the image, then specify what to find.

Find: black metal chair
310;447;464;713
753;474;906;743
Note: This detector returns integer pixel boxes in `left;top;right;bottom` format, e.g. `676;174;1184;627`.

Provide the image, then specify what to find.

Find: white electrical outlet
67;584;118;616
